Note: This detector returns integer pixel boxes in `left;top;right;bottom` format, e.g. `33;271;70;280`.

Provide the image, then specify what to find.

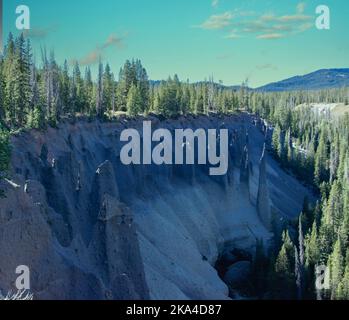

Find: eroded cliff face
0;114;312;300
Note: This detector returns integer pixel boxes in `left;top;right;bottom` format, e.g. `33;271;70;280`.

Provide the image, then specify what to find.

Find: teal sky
3;0;349;87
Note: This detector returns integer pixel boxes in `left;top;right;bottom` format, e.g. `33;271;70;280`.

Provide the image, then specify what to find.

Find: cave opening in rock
214;244;254;299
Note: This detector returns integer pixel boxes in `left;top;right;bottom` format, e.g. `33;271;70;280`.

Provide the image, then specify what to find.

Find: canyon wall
0;113;312;299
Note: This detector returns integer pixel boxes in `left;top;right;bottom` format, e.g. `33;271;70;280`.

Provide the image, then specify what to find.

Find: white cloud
278;14;312;22
197;4;314;40
257;33;284;40
198;12;233;30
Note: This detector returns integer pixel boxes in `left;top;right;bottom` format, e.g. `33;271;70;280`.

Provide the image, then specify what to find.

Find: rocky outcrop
0;114;313;300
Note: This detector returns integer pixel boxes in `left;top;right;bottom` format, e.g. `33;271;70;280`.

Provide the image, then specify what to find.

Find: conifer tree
296;215;305;299
315;129;330;186
84;67;94;115
12;33;31;125
338;255;349;299
305;221;320;267
273;230;296;299
272;124;282;159
137;61;150;112
96;61;104;117
60;60;70;114
72;61;85;113
195;89;204;114
330;238;344;299
156;77;181;118
3;33;16;125
127;84;142;116
102;63;114;111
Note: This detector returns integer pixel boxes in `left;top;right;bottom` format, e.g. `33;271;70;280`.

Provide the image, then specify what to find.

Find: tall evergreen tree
84;67;94;115
96;61;104;117
102;63;114;111
330;238;344;299
126;84;143;116
60;60;70;114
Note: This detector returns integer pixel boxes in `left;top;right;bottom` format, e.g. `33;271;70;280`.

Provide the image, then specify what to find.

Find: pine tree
305;221;320;267
275;245;291;275
295;246;302;299
274;230;296;299
296;215;305;299
117;60;135;111
12;33;31;125
3;33;16;125
60;60;70;114
127;84;142;116
285;128;294;164
180;85;190;115
136;60;150;113
338;251;349;299
102;63;114;111
321;180;343;248
329;132;340;182
330;238;344;299
29;64;40;117
47;51;61;125
116;59;149;113
72;61;85;113
156;77;181;118
195;89;204;114
315;129;330;186
274;244;294;299
272;124;282;159
84;67;94;115
96;61;104;118
299;215;305;267
27;104;45;129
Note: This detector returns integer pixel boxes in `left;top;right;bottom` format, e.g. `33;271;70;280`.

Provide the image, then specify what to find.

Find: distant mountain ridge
256;69;349;92
150;69;349;92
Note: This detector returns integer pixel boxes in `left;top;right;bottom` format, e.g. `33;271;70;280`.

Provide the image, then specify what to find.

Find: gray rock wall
0;114;313;299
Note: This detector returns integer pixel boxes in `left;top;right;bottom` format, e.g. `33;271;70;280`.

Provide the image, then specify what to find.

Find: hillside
256;69;349;92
